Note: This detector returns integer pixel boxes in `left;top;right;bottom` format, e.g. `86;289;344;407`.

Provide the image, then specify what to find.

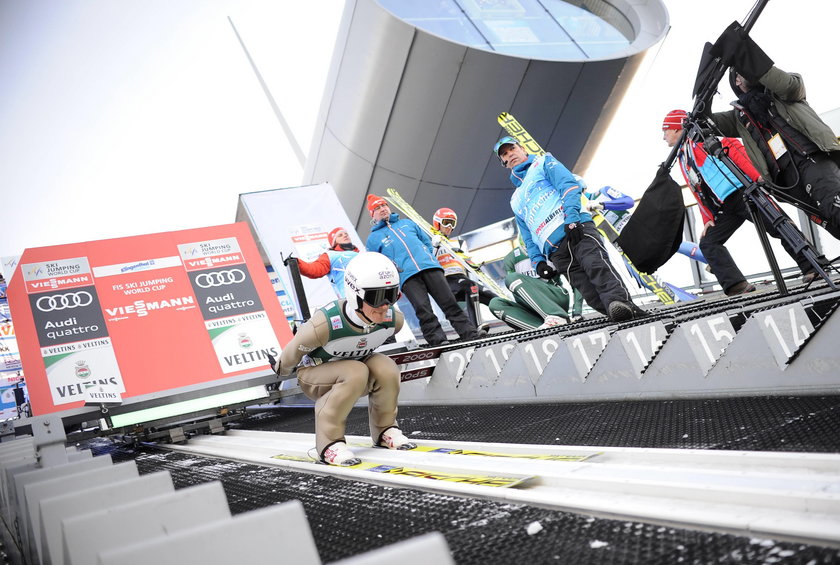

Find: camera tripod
656;0;838;296
686;117;838;295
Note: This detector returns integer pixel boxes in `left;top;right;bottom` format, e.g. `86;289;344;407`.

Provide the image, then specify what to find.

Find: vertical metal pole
284;257;311;322
228;17;306;168
742;190;788;296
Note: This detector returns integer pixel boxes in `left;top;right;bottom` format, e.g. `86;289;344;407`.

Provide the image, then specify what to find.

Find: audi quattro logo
36;291;94;312
195;269;246;288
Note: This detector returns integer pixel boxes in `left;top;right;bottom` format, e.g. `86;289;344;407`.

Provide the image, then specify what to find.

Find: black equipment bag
616;165;685;273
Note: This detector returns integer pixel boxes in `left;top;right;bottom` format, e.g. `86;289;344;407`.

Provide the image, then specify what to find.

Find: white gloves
431;234;442;248
585;201;604;213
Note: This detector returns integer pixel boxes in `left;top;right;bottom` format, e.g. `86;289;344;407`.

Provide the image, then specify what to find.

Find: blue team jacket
509;154;593;266
366;214;441;288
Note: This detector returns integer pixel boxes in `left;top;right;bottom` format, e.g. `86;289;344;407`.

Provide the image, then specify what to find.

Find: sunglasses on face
363;286;400;308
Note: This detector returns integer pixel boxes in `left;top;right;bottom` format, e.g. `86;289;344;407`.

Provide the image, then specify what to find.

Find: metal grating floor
87;395;840;564
238;395;840;452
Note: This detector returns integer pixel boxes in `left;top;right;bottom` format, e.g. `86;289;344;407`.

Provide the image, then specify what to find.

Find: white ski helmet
343;252;401;310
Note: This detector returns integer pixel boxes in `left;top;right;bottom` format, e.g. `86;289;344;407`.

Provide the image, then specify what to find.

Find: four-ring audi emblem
195;269;246;288
36;291;94;312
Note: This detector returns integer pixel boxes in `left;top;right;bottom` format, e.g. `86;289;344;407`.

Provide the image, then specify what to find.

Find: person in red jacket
296;227;360;298
663;109;826;294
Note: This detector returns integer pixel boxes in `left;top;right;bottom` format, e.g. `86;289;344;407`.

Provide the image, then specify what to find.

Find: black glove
536;261;557;280
564;222;583;247
708;21;773;82
282;253;295;267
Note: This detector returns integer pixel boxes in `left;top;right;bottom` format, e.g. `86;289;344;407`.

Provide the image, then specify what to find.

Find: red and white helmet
433;208;457;231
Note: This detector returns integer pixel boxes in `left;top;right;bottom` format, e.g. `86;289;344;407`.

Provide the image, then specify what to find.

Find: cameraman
663;109;826;292
707;22;840;258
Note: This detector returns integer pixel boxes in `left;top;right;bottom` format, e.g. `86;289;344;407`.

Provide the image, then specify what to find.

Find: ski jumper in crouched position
271;252;416;466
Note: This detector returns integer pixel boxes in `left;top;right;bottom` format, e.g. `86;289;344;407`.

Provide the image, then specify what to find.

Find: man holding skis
366;195;479;346
429;207;497;331
494;136;642;322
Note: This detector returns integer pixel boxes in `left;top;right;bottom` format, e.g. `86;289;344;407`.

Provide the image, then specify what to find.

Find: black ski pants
792;151;840;240
547;222;632;315
401;268;478;346
700;193;817;293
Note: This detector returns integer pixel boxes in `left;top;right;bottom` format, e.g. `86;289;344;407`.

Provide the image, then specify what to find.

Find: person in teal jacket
365;194;478;346
494;137;641;322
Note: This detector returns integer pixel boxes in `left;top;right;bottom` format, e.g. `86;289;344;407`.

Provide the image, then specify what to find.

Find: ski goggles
439;218;456;228
363;286;400;308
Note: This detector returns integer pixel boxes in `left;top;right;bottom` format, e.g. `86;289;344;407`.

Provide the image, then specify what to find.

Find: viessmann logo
106;296;195;318
35;291;94;312
195;269;246;288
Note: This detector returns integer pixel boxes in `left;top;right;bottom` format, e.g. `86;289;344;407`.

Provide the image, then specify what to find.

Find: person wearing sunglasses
429;207;497;333
268;251;416;466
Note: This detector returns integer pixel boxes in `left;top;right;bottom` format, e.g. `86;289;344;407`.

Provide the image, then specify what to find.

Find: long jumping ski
349;443;598;462
497;112;696;305
270;453;533;488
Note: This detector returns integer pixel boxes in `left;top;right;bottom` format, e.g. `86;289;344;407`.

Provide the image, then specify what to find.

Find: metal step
395;287;840;404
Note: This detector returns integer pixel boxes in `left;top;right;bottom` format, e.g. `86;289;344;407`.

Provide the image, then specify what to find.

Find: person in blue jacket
365;194;479;346
494;136;640;322
296;227;360;298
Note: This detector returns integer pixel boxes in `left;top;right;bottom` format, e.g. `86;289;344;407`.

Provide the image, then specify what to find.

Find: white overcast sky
1;0;838;286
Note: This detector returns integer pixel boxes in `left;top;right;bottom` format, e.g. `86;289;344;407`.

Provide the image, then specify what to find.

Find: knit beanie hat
367;194;387;216
327;227;345;248
662;109;687;131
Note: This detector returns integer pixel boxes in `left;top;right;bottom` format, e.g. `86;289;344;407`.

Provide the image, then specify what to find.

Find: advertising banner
7;223;292;416
178;237;278;374
0;278;8;320
0;321;21;374
237;183;364;316
266;266;296;323
0;385;19;419
22;256;125;405
289;224;332;262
